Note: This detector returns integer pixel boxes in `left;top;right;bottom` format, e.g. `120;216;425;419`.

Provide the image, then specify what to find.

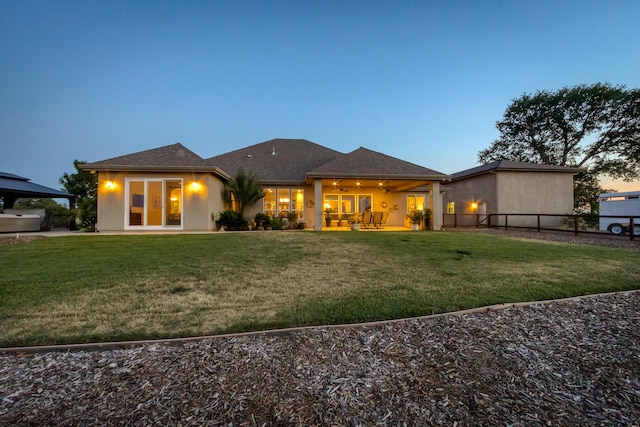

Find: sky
1;0;639;193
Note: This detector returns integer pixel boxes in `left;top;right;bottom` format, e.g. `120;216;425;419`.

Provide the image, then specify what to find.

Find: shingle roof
0;172;75;199
83;143;212;171
308;147;449;180
206;139;343;184
451;160;583;181
83;139;450;185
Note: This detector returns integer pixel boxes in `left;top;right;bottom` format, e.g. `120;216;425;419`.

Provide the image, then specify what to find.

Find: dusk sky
1;0;639;193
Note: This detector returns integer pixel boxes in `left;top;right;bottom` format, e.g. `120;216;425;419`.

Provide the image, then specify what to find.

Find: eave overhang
305;172;451;185
81;164;231;181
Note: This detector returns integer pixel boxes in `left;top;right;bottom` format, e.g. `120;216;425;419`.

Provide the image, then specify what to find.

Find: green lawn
1;231;638;347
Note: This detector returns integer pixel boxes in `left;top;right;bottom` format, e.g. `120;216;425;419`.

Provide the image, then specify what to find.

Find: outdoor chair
380;211;389;228
362;211;373;228
372;211;383;228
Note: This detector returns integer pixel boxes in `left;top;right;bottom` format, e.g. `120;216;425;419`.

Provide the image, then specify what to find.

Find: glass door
126;178;182;228
165;181;182;226
128;180;144;226
146;181;163;226
358;195;372;212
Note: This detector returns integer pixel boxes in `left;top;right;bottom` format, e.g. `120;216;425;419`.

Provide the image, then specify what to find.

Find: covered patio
0;172;76;209
0;172;76;232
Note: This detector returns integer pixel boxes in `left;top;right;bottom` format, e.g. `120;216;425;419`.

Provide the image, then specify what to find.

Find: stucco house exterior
443;160;582;227
83;139;450;231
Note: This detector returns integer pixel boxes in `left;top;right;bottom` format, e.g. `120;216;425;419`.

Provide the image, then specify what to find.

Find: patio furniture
362;211;373;228
380;211;389;228
372;211;383;228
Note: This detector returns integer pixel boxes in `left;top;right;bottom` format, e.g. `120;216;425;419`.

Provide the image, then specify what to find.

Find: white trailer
599;191;640;235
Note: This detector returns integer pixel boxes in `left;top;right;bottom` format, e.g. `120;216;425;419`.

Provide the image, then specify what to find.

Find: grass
1;231;639;347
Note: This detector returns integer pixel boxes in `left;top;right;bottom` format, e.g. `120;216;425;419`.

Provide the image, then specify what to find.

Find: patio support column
313;179;323;231
432;181;443;230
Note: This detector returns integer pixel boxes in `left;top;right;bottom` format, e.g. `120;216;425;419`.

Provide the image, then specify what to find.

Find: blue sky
1;0;639;192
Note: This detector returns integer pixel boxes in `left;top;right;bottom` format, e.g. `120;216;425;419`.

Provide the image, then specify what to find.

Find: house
443;160;582;227
82;139;450;231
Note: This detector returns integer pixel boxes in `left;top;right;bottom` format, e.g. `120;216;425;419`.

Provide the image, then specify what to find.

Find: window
341;194;355;215
277;189;290;218
263;189;275;217
447;202;455;214
292;189;304;219
264;188;304;219
325;194;371;218
406;194;425;213
324;194;339;215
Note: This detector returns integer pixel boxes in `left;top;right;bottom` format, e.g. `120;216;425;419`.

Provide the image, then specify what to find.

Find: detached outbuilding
444;161;582;228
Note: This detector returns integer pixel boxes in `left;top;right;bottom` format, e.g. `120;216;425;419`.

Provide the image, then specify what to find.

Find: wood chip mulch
1;291;639;426
0;235;45;247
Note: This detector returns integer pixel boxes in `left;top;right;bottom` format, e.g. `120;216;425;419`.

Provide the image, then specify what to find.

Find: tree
222;169;264;215
479;83;640;211
59;160;98;229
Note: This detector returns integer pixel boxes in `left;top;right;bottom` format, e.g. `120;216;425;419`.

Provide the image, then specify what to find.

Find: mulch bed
1;230;638;426
1;292;639;426
0;235;45;247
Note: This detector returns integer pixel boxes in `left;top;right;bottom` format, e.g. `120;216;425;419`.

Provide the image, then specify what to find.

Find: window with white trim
406;194;425;213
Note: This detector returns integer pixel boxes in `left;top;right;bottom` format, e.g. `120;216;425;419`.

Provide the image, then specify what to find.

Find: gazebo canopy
0;172;76;208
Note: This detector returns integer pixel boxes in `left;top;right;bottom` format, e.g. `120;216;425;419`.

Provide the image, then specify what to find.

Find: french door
125;178;183;229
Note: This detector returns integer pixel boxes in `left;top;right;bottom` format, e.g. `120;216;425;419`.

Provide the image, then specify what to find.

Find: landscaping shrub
214;210;248;231
286;211;298;229
253;213;271;230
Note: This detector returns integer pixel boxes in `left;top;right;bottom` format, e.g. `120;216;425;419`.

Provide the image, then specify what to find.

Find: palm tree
222;169;264;215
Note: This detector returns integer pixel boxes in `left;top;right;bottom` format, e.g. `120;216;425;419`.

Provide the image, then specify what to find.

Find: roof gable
206;139;343;184
308;147;448;179
84;143;208;170
451;160;583;181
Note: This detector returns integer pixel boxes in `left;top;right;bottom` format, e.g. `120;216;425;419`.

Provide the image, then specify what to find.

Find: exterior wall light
191;181;201;192
471;202;478;210
105;180;115;190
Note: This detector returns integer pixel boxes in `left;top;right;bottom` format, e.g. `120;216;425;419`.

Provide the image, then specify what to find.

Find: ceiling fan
333;180;349;193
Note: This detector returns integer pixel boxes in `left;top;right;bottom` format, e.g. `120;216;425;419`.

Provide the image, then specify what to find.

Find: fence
443;213;638;241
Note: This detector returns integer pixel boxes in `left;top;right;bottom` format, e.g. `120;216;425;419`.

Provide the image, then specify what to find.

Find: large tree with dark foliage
479;83;640;211
59;160;98;229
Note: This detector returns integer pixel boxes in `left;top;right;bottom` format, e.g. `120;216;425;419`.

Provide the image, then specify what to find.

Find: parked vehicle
598;191;640;235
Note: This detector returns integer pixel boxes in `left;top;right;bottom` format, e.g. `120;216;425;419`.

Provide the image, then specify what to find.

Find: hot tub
0;213;42;232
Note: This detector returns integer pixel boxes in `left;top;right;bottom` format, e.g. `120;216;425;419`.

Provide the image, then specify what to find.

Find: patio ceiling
321;178;431;193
